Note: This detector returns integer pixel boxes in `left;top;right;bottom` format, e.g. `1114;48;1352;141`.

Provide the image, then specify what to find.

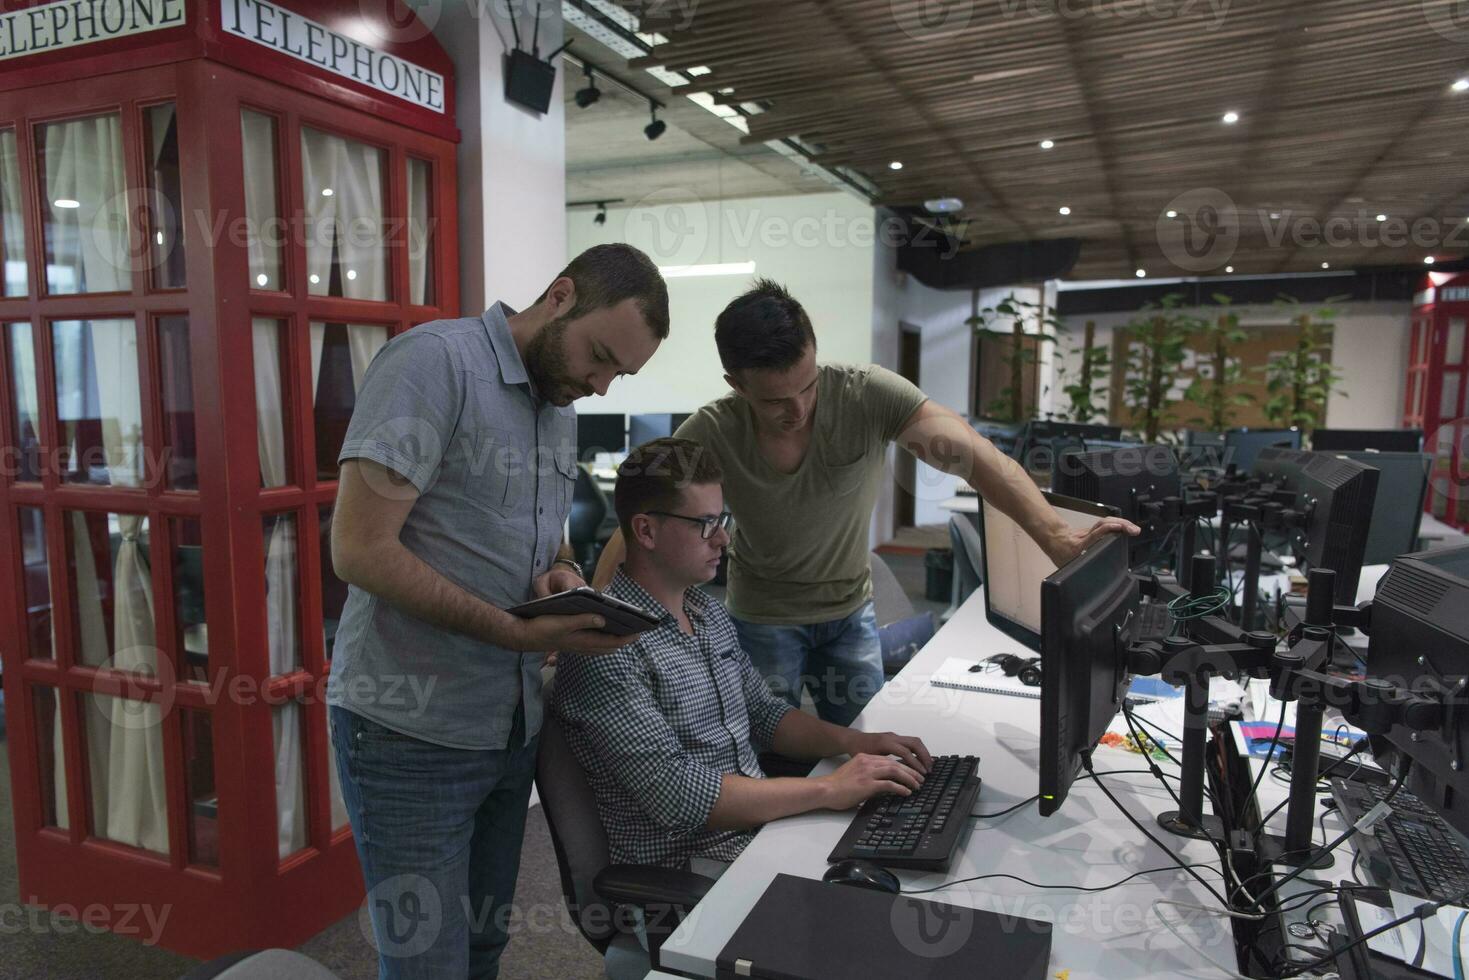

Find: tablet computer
506;586;661;636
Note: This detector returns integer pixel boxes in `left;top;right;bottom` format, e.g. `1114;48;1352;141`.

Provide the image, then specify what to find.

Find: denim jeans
732;601;883;727
331;704;538;980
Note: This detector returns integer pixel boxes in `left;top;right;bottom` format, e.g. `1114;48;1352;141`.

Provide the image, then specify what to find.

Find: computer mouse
822;858;901;895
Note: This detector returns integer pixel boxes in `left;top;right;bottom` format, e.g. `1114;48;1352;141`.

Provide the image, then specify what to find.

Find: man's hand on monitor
819;754;925;810
1046;517;1141;567
846;731;933;774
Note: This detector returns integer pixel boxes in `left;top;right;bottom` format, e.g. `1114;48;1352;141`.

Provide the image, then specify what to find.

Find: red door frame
1412;273;1469;530
0;0;458;955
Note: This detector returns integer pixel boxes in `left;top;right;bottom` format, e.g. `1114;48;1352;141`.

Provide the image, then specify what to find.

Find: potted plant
1257;296;1347;434
1183;296;1253;431
968;293;1058;423
1119;294;1200;443
1054;318;1111;424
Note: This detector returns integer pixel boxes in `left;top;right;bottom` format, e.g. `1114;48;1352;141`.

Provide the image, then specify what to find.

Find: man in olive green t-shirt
594;279;1137;725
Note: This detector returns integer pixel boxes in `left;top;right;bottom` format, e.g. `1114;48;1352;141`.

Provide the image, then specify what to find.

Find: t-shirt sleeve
337;331;464;494
672;409;724;467
861;365;929;443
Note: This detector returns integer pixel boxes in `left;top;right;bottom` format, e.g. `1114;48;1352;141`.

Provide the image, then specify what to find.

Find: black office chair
536;675;718;978
569;464;621;570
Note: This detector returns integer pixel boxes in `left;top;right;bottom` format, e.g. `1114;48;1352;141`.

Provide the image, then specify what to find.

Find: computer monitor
1311;428;1424;453
1038;532;1140;817
1331;451;1430;565
628;413;675;449
1052;445;1181;566
576;413;626;462
1224;427;1301;472
1013;421;1124;477
977;490;1116;651
1252;447;1379;605
1365;545;1469;836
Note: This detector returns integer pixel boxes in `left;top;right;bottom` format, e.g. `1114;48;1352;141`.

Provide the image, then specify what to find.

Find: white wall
435;1;566;313
1050;299;1411;430
871;241;1060;531
567;192;876;416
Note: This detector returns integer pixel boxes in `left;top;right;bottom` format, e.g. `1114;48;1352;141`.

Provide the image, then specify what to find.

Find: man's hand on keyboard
846;731;934;775
820;754;925;810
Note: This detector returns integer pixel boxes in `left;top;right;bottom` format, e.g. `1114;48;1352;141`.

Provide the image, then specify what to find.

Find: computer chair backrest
949;514;984;601
869;552;915;626
534;678;619;952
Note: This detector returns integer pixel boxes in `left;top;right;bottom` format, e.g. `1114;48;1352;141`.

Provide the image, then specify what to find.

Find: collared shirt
551;569;795;868
327;302;577;750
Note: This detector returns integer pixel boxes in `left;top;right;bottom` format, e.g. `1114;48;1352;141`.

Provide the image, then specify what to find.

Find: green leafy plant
1054;319;1112;424
968;294;1058;422
1256;296;1347;433
1119;294;1201;443
1183;296;1253;431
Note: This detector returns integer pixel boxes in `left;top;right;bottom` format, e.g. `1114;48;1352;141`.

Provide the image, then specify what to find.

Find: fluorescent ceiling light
658;261;756;278
54;199;80;208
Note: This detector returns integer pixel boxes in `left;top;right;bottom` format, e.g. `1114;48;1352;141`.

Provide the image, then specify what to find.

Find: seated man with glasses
552;437;932;872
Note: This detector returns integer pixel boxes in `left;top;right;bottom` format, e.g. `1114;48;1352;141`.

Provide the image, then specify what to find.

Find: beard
523;316;585;406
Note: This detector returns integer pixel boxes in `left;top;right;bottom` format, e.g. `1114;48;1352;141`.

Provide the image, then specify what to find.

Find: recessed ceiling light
54;198;80;209
309;274;320;285
1453;78;1469;92
1222;111;1240;124
924;197;964;214
255;274;268;287
1426;256;1437;265
1225;265;1234;273
1270;212;1282;220
346;269;357;280
1135;269;1146;278
1039;139;1055;150
155;231;164;245
1166;209;1178;219
321;188;334;197
1376;213;1388;222
1058;206;1071;215
889;161;903;170
1321;262;1330;269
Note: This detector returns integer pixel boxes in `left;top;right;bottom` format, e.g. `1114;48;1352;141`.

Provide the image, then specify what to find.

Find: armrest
594;865;717;909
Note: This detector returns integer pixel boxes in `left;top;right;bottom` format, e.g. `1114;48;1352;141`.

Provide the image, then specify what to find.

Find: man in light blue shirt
328;244;668;978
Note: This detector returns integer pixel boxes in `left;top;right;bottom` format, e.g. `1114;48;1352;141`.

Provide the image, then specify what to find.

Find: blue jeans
732;601;883;727
331;704;538;980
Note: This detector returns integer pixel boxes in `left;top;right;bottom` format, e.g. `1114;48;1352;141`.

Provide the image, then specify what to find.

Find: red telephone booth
1408;272;1469;530
0;0;458;956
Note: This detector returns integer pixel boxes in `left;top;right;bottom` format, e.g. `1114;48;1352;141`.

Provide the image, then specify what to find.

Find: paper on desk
1369;893;1469;975
1355;899;1408;961
1103;676;1249;749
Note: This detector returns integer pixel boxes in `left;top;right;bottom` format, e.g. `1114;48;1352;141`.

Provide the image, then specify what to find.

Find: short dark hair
613;437;723;539
714;278;816;375
541;243;670;339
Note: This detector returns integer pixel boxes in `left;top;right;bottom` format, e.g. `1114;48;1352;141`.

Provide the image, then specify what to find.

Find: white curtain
241;111;281;291
53;511;111;835
91;323;168;855
42;115;128;295
2;130;24;296
347;326;387;392
254;317;305;857
301;129;386;302
406;158;430;305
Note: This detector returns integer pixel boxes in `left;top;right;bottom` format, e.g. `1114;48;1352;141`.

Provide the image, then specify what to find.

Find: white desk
938;493;978;514
660;589;1244;978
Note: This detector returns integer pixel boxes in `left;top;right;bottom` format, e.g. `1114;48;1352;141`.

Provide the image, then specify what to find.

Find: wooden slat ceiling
619;0;1469;280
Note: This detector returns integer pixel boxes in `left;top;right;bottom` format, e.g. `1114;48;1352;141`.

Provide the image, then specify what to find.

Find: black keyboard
1331;776;1469;901
827;755;982;872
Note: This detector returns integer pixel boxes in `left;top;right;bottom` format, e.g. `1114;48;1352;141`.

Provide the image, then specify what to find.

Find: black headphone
979;653;1042;687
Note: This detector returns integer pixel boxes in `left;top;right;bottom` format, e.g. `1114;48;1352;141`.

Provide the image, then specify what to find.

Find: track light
594;203;607;225
575;64;601;109
644;103;666;141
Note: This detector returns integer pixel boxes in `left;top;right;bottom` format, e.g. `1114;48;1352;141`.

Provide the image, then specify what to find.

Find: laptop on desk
715;874;1052;980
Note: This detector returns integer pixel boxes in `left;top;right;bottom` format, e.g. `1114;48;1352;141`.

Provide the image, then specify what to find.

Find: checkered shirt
551;569;795;868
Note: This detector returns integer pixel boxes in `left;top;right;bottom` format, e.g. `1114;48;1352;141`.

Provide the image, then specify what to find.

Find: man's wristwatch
552;557;585;580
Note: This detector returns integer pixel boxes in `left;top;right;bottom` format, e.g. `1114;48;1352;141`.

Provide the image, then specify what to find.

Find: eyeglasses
646;510;733;540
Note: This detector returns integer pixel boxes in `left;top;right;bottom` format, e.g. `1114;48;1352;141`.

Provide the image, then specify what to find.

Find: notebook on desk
715;873;1052;980
930;657;1169;704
